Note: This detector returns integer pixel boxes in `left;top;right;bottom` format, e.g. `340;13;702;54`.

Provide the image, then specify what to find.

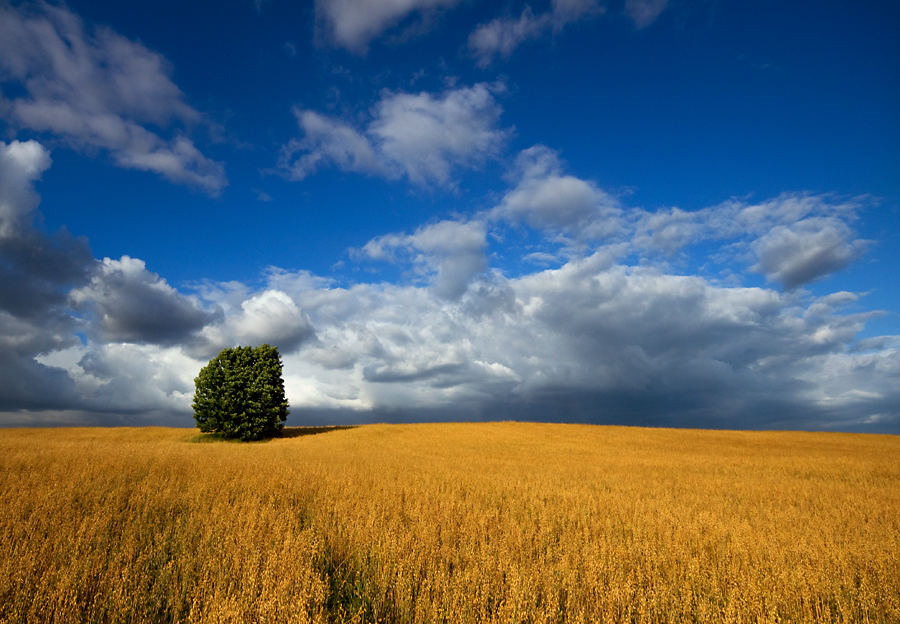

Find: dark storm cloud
70;256;222;346
0;226;94;318
0;341;80;411
0;140;95;411
0;140;95;319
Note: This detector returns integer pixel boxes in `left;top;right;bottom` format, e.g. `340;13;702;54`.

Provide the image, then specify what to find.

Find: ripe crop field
0;424;898;623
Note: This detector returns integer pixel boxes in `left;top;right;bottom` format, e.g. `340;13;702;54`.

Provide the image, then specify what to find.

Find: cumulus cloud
750;219;868;289
69;256;220;345
493;145;623;237
198;290;316;356
278;83;510;187
468;0;602;67
269;255;897;431
0;139;50;235
2;141;896;432
631;193;870;288
10;249;900;431
278;109;391;181
314;0;463;53
0;2;226;194
369;85;509;186
359;219;488;300
632;192;860;251
286;281;524;412
69;342;199;414
35;283;317;421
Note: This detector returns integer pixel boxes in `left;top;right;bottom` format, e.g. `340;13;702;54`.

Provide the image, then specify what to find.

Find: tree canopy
192;344;289;441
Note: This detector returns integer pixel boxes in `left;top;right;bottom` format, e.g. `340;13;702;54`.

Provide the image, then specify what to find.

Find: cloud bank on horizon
0;0;898;432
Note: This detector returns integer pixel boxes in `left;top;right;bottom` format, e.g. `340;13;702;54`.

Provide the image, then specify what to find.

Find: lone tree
192;344;289;441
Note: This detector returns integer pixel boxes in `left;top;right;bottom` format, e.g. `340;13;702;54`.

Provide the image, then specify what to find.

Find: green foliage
192;344;289;441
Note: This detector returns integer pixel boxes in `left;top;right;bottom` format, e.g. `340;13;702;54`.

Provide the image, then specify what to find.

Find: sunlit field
1;423;897;623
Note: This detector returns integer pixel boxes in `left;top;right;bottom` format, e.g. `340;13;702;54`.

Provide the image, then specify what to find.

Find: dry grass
0;423;897;623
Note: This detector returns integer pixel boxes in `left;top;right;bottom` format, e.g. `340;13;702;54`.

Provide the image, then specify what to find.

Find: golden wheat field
0;423;898;624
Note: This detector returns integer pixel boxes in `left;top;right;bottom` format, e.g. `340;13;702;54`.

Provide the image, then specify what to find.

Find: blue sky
1;0;898;431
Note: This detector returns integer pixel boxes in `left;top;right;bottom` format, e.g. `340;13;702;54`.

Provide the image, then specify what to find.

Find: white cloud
0;2;226;194
314;0;464;53
624;0;669;28
279;83;510;187
493;145;623;236
369;84;508;186
271;255;895;429
73;342;199;413
468;0;602;67
632;206;707;255
750;219;869;289
278;109;388;181
631;193;870;288
0;140;51;237
467;8;551;68
359;219;488;300
287;281;524;411
226;290;316;351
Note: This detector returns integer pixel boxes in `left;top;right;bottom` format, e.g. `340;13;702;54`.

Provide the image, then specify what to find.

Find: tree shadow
185;433;262;444
278;425;358;438
185;426;357;443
